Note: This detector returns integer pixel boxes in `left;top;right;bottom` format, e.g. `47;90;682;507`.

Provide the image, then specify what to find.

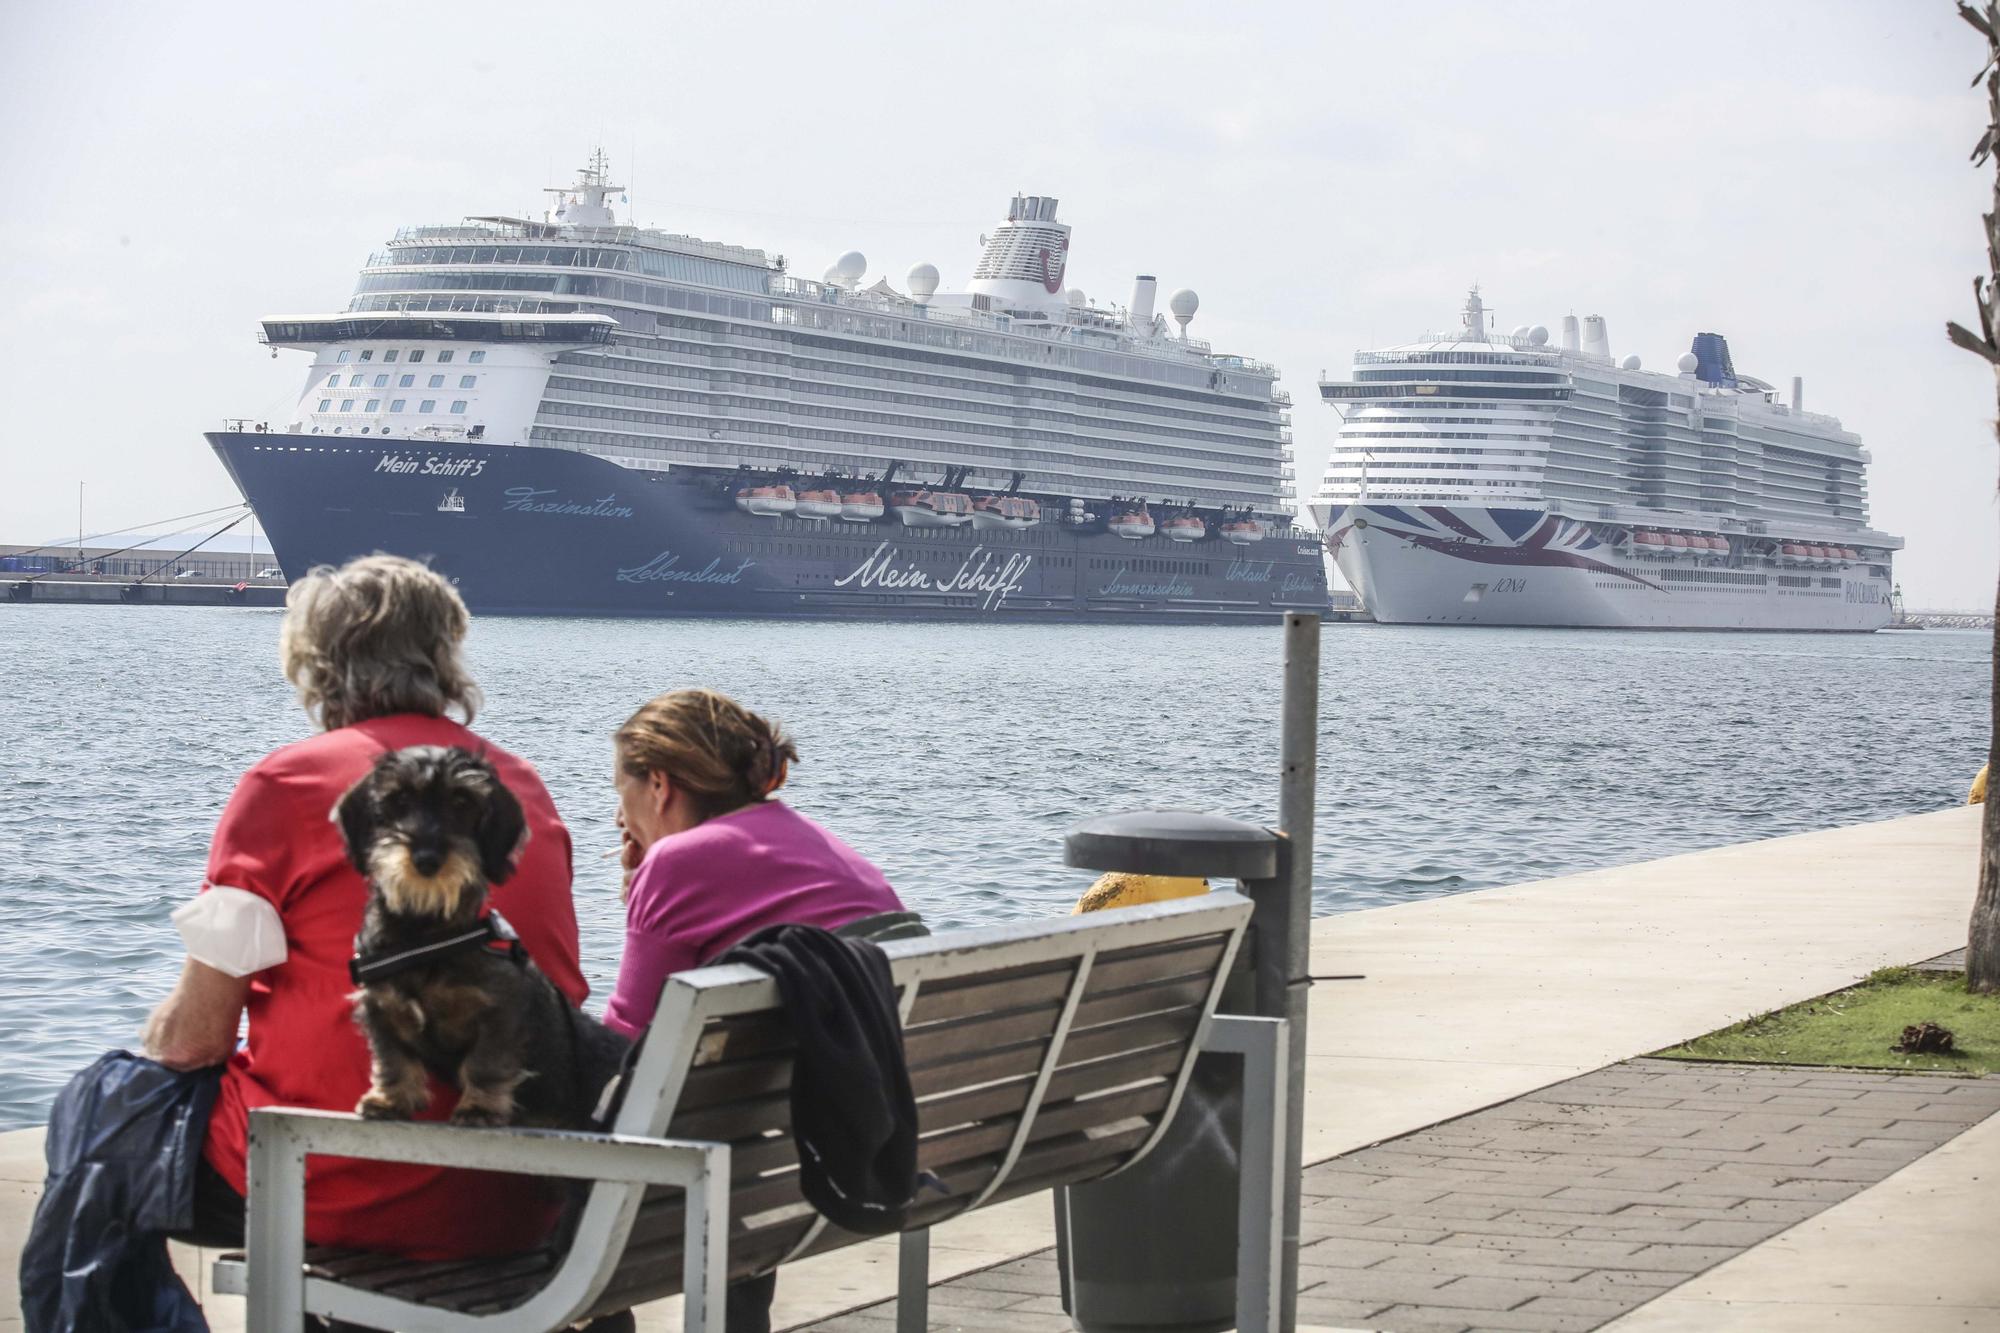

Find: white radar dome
1620;354;1643;370
1528;325;1550;346
822;265;844;286
1168;288;1200;319
835;250;867;282
1511;325;1530;340
1067;289;1087;307
1676;351;1700;373
906;263;939;302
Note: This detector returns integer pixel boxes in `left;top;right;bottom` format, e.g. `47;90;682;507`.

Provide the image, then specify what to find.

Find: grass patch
1656;967;2000;1075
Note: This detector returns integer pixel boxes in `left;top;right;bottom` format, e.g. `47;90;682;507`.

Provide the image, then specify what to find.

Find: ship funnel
1581;315;1610;359
1689;333;1739;388
1561;314;1580;352
1130;276;1158;333
1791;376;1803;411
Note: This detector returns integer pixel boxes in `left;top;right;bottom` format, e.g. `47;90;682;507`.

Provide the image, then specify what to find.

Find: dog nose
411;848;444;877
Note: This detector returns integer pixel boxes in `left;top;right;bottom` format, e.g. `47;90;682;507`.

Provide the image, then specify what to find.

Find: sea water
0;606;1986;1127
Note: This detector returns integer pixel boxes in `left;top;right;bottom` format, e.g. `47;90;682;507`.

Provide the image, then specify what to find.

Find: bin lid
1065;809;1280;880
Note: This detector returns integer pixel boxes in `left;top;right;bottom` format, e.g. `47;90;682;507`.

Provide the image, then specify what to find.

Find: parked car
173;569;200;580
255;566;285;580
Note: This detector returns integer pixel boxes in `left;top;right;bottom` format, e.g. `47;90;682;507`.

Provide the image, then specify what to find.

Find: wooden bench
217;892;1289;1332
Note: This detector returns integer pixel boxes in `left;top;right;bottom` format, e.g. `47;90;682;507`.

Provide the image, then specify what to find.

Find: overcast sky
2;1;1994;607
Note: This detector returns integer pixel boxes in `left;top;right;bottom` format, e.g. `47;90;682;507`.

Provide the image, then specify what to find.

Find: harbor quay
0;804;1982;1331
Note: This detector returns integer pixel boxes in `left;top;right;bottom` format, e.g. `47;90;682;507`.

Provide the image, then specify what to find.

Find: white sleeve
172;886;289;978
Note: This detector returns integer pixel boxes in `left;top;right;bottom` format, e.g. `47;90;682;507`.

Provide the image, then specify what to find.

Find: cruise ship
1309;291;1901;630
207;154;1324;620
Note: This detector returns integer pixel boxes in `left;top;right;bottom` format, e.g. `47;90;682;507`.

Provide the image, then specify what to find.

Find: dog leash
349;911;528;986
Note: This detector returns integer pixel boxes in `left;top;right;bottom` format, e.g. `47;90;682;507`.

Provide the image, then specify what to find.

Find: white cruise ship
1309;291;1901;630
209;153;1325;620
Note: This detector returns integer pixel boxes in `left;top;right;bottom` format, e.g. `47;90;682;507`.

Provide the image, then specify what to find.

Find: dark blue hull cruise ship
210;433;1327;620
214;155;1323;621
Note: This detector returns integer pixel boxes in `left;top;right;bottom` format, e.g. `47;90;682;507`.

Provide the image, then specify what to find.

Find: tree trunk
1973;569;2000;992
1950;1;2000;991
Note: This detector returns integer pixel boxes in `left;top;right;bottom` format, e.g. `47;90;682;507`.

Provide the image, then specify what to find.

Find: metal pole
1273;610;1318;1330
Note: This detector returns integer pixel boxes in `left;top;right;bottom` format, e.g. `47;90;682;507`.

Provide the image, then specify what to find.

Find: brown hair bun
615;688;799;820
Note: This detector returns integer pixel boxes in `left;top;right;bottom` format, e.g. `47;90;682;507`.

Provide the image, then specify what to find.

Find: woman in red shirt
143;554;586;1259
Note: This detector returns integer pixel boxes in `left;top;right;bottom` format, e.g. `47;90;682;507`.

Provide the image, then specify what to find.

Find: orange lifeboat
1664;533;1689;555
1163;515;1206;542
891;489;973;528
1220;518;1265;546
735;484;796;517
1108;505;1156;540
795;489;842;520
971;495;1042;531
839;490;884;522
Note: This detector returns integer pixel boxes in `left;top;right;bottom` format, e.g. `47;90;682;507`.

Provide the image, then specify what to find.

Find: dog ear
331;772;377;876
476;771;528;886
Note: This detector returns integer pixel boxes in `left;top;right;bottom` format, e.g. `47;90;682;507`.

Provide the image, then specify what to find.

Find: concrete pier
2;579;286;608
0;806;1981;1330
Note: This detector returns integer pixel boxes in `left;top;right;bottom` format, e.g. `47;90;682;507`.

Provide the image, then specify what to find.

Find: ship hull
1315;504;1892;631
211;433;1329;622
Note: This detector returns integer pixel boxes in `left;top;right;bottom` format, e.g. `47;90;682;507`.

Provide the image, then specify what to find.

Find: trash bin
1054;811;1279;1333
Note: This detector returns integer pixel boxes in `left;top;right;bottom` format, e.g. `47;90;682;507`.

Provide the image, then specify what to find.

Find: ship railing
767;277;1245;370
389;224;773;268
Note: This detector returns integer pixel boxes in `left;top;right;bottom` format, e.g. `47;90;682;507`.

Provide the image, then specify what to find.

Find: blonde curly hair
279;554;480;731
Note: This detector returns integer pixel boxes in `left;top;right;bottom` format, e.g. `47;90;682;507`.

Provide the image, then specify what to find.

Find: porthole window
419;400;436;413
408;350;425;364
437;350;455;364
450;400;468;414
389;399;405;412
468;350;486;364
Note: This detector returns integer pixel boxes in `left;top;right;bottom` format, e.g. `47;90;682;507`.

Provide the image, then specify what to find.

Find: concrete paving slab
1607;1102;2000;1331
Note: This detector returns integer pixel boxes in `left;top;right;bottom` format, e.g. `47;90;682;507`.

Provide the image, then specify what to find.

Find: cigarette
598;848;624;860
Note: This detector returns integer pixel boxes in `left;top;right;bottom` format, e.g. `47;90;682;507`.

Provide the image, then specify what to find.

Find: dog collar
349;911;527;986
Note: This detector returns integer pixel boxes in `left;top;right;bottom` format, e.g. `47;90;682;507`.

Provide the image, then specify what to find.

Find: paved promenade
0;805;1981;1330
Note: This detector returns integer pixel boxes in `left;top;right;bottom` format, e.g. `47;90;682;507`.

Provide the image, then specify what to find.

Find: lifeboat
1220;518;1265;545
1777;542;1802;566
1163;515;1206;543
735;484;796;517
795;489;842;521
971;495;1042;530
1108;506;1156;540
891;489;972;528
1631;531;1660;554
838;490;884;522
1664;534;1689;556
1842;547;1860;562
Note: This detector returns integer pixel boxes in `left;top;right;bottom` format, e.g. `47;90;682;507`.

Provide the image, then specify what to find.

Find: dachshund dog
334;746;627;1127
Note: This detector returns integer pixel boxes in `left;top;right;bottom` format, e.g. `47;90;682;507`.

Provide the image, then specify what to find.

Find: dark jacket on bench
720;925;919;1235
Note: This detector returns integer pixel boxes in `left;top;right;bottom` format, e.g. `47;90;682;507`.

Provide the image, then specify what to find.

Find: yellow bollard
1972;763;1989;806
1072;872;1209;914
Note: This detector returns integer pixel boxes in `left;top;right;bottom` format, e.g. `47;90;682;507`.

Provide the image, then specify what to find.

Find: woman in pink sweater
606;686;908;1036
605;687;908;1333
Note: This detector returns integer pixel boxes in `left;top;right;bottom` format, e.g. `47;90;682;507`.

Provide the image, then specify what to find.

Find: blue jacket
19;1051;220;1333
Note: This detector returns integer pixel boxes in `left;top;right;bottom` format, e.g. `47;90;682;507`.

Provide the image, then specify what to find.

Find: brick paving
1915;946;1967;972
790;1060;2000;1333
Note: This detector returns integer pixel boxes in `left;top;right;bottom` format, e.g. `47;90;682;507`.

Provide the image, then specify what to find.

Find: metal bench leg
896;1227;930;1333
245;1114;309;1332
682;1145;731;1333
1205;1015;1289;1333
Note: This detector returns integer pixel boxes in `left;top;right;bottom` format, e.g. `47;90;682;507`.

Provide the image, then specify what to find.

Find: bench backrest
548;892;1253;1318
